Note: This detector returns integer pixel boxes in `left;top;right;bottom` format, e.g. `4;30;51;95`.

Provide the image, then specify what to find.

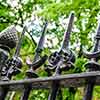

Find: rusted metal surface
0;71;100;91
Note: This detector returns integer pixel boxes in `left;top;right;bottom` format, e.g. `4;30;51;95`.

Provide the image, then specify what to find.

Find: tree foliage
0;0;100;100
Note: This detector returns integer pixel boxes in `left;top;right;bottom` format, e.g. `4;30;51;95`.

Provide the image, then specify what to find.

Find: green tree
0;0;100;100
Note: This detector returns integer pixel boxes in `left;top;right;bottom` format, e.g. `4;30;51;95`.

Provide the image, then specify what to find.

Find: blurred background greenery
0;0;100;100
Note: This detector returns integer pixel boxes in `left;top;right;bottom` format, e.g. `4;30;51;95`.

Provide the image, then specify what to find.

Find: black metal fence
0;12;100;100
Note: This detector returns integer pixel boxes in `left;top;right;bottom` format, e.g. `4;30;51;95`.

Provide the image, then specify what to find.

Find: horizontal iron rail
0;71;100;91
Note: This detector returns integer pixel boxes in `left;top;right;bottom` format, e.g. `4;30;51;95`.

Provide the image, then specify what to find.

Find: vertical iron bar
83;23;100;100
0;26;26;100
21;21;48;100
48;12;74;100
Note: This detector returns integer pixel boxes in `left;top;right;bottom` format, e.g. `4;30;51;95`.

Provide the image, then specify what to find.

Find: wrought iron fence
0;12;100;100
